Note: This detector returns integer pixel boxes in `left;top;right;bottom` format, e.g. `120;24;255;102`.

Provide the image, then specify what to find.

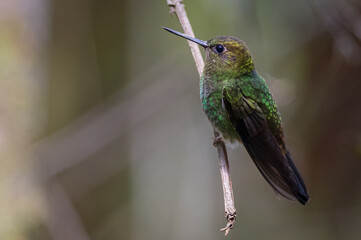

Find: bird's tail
284;152;309;205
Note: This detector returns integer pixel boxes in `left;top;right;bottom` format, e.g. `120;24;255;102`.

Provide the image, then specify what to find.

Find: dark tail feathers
233;113;310;205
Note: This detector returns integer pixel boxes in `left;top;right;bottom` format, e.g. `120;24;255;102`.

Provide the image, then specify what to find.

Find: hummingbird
163;27;309;205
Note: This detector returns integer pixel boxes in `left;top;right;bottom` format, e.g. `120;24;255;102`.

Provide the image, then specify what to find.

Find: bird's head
163;27;255;78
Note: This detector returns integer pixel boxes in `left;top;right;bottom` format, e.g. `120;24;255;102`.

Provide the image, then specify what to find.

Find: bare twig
166;0;204;75
166;0;236;235
213;131;236;235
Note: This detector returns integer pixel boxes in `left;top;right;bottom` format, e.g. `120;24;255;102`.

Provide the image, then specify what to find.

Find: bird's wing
222;86;309;204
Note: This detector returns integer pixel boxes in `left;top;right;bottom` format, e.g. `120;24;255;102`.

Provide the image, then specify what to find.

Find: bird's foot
213;135;223;147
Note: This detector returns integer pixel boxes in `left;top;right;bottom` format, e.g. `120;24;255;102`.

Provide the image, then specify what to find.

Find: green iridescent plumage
201;71;283;145
163;27;309;205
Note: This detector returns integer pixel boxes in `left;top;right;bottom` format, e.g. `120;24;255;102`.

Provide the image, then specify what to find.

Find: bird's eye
214;44;225;54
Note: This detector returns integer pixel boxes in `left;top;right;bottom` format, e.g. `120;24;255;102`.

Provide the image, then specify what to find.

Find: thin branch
166;0;236;235
166;0;204;75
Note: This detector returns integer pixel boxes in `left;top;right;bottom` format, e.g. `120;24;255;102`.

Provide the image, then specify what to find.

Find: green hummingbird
163;27;309;205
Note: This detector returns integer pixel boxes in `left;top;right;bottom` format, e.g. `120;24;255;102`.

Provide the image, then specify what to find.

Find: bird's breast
200;78;240;143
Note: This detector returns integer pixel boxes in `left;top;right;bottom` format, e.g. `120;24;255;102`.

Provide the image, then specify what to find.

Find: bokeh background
1;0;361;239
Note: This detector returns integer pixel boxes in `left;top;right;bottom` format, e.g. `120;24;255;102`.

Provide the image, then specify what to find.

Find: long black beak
162;27;208;48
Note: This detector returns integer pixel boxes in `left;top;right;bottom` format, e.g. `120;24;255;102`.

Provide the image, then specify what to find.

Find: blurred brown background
1;0;361;239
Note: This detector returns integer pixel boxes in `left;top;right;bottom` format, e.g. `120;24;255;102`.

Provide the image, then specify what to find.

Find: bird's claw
213;135;223;147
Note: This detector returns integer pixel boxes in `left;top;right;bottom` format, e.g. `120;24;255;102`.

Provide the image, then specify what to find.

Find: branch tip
220;213;236;236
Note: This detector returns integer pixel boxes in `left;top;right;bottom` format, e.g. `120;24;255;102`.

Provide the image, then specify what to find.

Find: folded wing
222;87;309;204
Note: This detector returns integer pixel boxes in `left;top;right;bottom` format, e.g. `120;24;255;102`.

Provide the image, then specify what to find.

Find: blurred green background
1;0;361;239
